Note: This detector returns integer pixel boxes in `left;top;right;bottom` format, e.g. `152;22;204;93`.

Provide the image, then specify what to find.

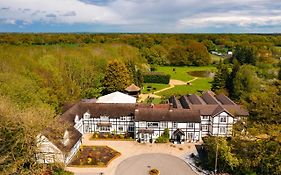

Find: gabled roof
125;84;141;92
170;91;249;117
42;126;82;153
97;91;136;104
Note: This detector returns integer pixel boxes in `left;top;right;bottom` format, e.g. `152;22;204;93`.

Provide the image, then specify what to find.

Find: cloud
46;13;56;18
61;11;76;17
0;0;281;32
0;18;17;25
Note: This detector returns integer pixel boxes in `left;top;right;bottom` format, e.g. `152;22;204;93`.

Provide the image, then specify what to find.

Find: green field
141;83;170;94
154;65;216;82
158;77;212;97
210;54;224;62
141;65;216;99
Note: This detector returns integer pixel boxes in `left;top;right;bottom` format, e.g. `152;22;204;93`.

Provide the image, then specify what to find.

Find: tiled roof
125;84;141;92
171;91;249;117
135;108;201;122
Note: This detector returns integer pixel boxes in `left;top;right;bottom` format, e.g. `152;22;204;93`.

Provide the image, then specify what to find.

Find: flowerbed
69;146;120;167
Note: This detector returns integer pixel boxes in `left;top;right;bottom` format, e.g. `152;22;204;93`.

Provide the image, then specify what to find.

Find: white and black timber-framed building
36;91;248;164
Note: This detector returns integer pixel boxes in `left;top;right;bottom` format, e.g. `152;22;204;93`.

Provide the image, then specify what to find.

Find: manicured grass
210;54;224;62
69;146;120;167
142;83;170;94
158;78;212;97
154;65;216;82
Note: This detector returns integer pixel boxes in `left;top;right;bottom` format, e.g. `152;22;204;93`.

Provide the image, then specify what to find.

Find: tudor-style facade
36;91;248;164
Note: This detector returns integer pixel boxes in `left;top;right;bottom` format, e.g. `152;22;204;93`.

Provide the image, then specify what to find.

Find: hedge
143;72;170;84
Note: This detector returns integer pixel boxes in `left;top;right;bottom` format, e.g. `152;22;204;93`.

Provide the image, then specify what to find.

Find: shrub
149;168;160;175
143;72;170;84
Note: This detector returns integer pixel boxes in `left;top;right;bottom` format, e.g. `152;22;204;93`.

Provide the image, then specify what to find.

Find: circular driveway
115;153;197;175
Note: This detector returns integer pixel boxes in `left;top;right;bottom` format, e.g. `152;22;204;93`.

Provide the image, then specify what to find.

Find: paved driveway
66;134;200;175
115;153;197;175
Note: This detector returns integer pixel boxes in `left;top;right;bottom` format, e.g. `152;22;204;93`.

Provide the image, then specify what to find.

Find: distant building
36;91;248;164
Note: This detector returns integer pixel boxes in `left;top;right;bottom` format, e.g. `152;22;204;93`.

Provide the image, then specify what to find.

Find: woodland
0;33;280;175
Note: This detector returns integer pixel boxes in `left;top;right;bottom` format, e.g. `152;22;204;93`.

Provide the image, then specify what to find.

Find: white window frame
120;116;126;121
147;122;159;128
139;121;146;127
173;122;177;128
187;123;194;128
100;116;109;121
202;125;208;131
118;126;123;131
160;122;167;128
220;116;227;123
99;126;110;132
219;126;226;134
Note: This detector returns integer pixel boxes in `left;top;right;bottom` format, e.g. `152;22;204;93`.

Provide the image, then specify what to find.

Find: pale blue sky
0;0;281;33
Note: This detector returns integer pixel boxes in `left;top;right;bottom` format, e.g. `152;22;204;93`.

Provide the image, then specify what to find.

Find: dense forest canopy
0;33;280;175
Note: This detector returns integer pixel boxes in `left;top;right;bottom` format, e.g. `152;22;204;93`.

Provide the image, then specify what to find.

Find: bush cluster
143;72;170;84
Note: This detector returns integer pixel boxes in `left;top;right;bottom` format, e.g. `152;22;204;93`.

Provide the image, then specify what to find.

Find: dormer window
62;130;70;146
75;115;79;123
83;111;90;119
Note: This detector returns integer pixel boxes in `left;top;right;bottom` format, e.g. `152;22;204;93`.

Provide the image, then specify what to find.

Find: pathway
66;134;200;175
138;77;199;102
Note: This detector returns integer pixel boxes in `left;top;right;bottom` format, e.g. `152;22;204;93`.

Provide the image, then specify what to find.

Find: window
173;122;177;128
118;126;123;131
202;125;208;131
188;133;194;140
160;122;167;128
128;125;134;132
99;126;110;132
139;122;146;127
220;116;226;122
120;116;126;121
147;122;159;128
219;126;226;134
187;123;194;128
202;116;208;120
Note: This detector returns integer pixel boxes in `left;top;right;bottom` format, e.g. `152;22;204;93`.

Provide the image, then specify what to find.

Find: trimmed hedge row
143;72;170;84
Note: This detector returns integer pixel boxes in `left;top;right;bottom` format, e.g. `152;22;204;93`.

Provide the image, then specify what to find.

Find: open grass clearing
158;78;212;97
141;83;170;94
154;65;216;82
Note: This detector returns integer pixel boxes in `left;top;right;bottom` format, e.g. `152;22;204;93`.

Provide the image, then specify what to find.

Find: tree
0;96;54;175
201;39;216;51
103;60;132;93
167;46;189;66
186;41;211;66
233;44;257;65
278;63;281;80
232;65;259;99
211;61;230;92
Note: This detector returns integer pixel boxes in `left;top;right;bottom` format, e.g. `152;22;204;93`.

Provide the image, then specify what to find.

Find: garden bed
90;132;134;141
68;146;120;167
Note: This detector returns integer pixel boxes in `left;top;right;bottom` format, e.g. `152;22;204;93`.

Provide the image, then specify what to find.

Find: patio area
65;134;200;175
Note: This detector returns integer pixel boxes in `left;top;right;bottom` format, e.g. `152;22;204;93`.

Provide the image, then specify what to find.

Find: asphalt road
115;153;197;175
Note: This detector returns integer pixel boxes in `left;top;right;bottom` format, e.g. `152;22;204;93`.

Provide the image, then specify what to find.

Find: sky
0;0;281;33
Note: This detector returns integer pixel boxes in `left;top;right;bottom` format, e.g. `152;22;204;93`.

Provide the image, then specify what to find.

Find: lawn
141;83;170;94
158;78;212;97
210;54;224;62
69;146;120;167
154;65;216;82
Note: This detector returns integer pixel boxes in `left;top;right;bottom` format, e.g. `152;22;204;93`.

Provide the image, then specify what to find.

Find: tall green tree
211;61;230;92
232;65;259;99
233;44;257;65
103;60;132;93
